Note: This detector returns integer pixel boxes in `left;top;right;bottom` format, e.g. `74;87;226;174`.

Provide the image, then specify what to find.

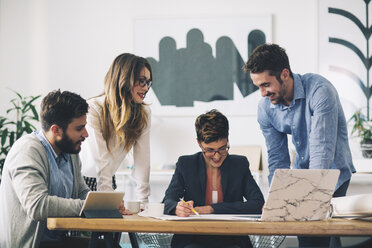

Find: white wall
0;0;319;169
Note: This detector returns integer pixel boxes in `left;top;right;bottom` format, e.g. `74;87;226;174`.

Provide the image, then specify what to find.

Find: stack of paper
331;194;372;218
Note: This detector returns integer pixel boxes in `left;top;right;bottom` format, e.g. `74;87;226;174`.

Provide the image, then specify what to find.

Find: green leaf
5;121;16;126
22;95;41;113
6;107;15;114
16;121;22;132
9;132;15;146
24;121;33;133
0;118;7;128
12;90;22;100
10;99;21;111
1;129;8;146
30;105;39;121
28;122;37;131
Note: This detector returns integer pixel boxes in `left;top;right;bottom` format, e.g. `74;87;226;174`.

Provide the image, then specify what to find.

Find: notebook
331;193;372;218
79;191;125;218
257;169;340;221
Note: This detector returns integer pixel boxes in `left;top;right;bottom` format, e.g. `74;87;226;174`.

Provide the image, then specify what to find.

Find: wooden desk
47;215;372;237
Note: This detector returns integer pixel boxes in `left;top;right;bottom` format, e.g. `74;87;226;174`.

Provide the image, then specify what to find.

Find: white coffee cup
127;200;141;213
146;203;164;217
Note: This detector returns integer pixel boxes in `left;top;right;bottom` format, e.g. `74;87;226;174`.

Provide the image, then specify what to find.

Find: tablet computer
79;191;125;218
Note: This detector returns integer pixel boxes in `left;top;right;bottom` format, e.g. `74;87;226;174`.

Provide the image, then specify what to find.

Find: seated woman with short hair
163;109;265;248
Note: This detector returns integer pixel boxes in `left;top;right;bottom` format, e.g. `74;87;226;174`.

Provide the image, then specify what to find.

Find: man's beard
55;132;83;154
269;93;284;105
269;77;286;105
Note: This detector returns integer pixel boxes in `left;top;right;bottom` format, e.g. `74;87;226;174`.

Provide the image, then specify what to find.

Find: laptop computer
259;169;340;221
80;191;125;218
240;169;340;222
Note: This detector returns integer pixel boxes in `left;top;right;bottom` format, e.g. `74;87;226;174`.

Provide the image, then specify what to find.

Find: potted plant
0;90;41;181
349;110;372;158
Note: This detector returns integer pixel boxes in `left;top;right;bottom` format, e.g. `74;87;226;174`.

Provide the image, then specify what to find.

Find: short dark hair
195;109;229;143
40;90;88;131
244;43;293;81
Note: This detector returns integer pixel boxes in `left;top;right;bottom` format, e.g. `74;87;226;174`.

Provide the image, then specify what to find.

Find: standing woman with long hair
80;53;152;203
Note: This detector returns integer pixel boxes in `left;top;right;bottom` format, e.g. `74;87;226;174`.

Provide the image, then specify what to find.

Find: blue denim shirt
35;130;73;241
257;73;355;190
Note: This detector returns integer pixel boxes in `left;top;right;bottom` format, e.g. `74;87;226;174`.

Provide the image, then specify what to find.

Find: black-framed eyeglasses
200;144;230;157
137;77;152;89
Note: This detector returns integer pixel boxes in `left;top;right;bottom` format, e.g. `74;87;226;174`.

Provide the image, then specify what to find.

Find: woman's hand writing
175;200;194;217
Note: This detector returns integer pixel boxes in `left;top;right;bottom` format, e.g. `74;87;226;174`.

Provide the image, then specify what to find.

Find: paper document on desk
331;193;372;218
138;212;261;221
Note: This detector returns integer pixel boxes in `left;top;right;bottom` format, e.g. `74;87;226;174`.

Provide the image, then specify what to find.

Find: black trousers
297;179;350;248
39;236;92;248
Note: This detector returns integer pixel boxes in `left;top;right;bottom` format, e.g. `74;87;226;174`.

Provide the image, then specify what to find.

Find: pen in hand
181;198;200;216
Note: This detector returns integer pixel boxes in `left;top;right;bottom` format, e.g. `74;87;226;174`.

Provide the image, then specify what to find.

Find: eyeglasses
137;77;152;89
200;144;230;157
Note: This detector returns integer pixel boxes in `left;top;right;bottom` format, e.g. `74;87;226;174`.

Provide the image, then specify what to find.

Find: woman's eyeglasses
137;77;152;89
200;144;230;157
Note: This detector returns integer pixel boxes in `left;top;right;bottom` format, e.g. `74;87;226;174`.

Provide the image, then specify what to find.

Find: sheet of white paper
138;211;261;221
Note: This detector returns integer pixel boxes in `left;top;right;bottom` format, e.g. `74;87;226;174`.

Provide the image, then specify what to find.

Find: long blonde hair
101;53;152;152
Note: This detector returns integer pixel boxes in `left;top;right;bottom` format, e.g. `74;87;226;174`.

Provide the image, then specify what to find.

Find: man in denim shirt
244;44;355;247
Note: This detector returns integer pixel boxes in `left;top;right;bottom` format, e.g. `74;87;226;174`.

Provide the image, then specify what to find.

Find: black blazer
163;152;265;248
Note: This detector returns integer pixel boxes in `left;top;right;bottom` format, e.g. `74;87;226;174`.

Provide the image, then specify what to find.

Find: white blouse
80;95;151;202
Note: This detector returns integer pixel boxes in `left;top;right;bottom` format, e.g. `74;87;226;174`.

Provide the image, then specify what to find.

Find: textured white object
127;200;141;213
331;193;372;217
146;203;165;217
261;169;340;221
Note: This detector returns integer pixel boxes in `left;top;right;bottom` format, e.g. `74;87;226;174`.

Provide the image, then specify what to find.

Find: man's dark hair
195;109;229;143
40;90;88;131
244;43;293;82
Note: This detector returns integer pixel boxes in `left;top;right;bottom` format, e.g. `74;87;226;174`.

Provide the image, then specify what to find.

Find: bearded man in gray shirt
0;90;92;248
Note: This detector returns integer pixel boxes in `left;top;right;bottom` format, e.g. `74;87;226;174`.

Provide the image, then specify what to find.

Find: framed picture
134;15;272;115
133;15;272;167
